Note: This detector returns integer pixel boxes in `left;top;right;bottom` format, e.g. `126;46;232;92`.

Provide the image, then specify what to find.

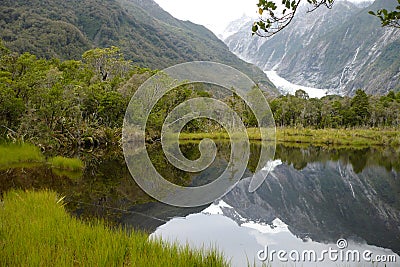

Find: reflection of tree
146;142;192;186
348;148;369;173
274;144;400;172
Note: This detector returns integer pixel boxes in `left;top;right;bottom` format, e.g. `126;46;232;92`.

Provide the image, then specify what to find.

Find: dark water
1;143;400;266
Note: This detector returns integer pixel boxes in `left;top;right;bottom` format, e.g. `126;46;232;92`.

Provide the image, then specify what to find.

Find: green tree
351;89;370;126
295;89;309;100
82;46;131;83
98;91;125;127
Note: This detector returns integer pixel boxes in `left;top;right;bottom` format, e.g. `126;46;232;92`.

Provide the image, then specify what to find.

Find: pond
1;142;400;266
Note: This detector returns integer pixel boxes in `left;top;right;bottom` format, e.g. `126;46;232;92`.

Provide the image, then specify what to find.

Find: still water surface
1;143;400;266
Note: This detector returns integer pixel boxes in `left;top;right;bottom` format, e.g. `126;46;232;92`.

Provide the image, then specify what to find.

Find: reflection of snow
152;204;400;267
265;70;328;98
202;200;290;235
261;160;282;172
249;160;283;192
242;218;289;234
338;163;356;199
202;200;233;215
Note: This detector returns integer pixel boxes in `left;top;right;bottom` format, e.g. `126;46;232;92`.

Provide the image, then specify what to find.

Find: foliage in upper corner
253;0;400;37
252;0;335;37
369;0;400;28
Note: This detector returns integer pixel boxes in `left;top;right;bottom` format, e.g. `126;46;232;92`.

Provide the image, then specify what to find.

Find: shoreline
0;190;228;266
178;127;400;147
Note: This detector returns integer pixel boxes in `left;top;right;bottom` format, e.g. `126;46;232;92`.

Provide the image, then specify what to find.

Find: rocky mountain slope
0;0;276;91
224;0;400;95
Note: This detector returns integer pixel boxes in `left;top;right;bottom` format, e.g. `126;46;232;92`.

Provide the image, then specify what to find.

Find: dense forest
269;89;400;128
0;0;275;92
1;41;399;148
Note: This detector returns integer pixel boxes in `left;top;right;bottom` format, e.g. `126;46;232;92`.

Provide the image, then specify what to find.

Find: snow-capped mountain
223;0;400;95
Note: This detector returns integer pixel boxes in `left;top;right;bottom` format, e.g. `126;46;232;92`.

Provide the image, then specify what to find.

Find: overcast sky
154;0;371;35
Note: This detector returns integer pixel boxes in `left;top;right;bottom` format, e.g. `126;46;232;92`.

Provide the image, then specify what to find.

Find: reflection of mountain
117;144;400;254
222;160;400;254
121;202;207;232
118;145;400;254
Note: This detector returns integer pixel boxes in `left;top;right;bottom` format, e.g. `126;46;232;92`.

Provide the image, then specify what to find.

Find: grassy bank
0;190;228;267
0;143;85;174
0;143;44;169
179;128;400;147
277;128;400;147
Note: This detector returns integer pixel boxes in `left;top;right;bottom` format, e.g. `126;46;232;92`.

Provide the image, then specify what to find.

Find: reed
0;190;228;267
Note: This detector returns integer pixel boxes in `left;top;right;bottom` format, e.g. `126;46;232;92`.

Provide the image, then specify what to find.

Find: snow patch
265;70;329;98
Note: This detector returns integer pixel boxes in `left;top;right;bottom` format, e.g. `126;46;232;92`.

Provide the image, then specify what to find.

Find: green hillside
0;0;276;91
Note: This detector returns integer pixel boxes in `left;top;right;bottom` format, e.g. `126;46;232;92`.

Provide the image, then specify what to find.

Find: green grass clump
0;143;44;168
48;156;84;171
0;190;228;267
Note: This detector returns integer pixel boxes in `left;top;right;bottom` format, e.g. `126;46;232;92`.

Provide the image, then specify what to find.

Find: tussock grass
0;143;44;168
178;128;400;147
276;127;400;147
0;143;85;176
0;190;228;267
48;156;84;171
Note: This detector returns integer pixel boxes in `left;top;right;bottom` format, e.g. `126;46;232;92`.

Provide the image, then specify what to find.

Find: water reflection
1;143;400;265
152;201;399;267
145;144;400;266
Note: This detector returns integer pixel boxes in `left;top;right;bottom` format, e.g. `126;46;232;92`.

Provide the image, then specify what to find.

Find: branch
253;0;335;37
307;0;334;13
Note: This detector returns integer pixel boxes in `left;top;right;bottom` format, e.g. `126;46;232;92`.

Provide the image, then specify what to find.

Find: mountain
0;0;276;91
223;0;400;95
